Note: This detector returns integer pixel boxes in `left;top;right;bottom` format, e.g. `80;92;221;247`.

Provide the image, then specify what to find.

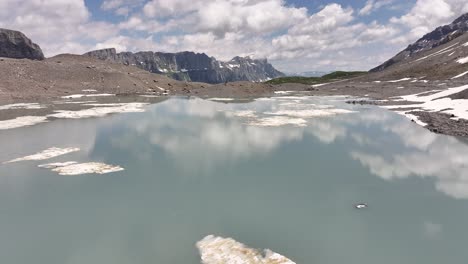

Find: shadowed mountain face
371;13;468;72
0;28;44;60
84;48;284;84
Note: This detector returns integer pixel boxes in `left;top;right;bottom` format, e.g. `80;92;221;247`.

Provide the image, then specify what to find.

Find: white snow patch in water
208;98;235;101
0;116;48;130
0;103;45;110
39;162;124;175
228;110;257;118
248;116;307;127
53;100;97;104
4;147;80;163
61;94;115;99
452;70;468;79
197;235;295;264
47;103;148;119
265;109;354;118
274;91;294;94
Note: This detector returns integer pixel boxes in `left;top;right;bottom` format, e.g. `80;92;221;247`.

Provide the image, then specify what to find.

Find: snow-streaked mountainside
366;31;468;81
371;13;468;72
84;48;284;84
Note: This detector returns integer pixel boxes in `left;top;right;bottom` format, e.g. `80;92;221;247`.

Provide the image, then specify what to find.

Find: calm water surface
1;96;468;264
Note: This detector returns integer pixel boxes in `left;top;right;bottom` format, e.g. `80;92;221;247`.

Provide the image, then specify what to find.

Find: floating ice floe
0;103;45;110
4;147;80;164
274;91;294;94
47;103;148;119
197;235;295;264
228;110;257;118
208;98;235;102
265;109;354;118
38;162;124;175
61;93;115;99
52;100;97;104
248;116;307;127
0;116;48;130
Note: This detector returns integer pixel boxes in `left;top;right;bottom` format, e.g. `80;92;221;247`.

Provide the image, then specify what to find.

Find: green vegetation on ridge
266;71;368;85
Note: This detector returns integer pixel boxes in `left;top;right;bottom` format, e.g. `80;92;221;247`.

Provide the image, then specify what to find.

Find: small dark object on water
354;203;368;209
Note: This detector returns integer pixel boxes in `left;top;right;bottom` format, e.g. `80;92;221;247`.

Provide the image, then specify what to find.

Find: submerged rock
0;28;45;60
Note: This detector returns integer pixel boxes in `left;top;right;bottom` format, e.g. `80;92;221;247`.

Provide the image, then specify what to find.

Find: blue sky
1;0;468;72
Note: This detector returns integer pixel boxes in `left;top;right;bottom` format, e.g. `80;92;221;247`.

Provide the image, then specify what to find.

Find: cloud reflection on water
107;96;468;199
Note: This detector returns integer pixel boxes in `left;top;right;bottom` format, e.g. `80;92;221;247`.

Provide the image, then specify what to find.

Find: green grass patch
266;71;367;85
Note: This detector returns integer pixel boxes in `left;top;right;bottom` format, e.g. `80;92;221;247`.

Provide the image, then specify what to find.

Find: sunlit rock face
84;48;284;83
197;235;295;264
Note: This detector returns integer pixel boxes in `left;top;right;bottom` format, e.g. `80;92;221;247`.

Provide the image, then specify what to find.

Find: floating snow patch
208;98;235;102
38;161;78;168
387;78;411;83
228;110;257;118
48;103;148;119
53;100;97;104
452;71;468;79
0;116;48;130
265;109;354;118
0;103;45;110
274;91;294;94
248;116;307;127
5;147;80;163
39;162;124;175
61;94;114;99
197;235;295;264
457;56;468;64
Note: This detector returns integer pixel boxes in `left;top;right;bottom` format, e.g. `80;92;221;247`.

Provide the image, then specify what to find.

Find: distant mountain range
371;13;468;72
84;48;285;84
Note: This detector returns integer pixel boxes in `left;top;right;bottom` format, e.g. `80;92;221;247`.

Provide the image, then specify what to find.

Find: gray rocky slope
0;28;44;60
84;48;284;84
371;13;468;72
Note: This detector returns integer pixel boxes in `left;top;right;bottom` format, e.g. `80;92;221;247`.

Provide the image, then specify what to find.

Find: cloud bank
1;0;468;71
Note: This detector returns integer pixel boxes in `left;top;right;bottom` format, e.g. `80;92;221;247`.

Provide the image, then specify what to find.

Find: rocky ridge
371;13;468;72
0;28;44;60
84;48;284;84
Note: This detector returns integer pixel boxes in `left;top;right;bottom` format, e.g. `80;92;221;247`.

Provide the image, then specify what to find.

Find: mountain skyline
1;0;468;72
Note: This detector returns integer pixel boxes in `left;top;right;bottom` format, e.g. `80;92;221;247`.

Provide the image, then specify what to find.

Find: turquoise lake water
1;96;468;264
